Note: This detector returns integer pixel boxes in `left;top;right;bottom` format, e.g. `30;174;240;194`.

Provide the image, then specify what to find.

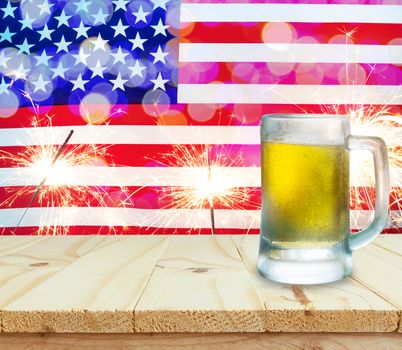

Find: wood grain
235;235;399;332
375;235;402;257
0;332;401;350
2;237;168;333
352;243;402;332
135;236;265;332
0;236;401;335
0;236;109;309
0;236;47;258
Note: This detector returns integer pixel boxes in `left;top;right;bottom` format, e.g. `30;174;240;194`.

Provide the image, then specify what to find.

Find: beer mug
258;114;389;284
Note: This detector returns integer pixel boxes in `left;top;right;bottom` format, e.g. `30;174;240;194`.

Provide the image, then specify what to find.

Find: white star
1;2;17;19
32;74;50;93
38;24;54;41
129;32;147;51
54;10;71;28
111;19;129;38
129;60;146;78
110;73;127;91
0;27;15;43
73;21;90;39
133;5;150;24
19;14;34;30
0;51;11;68
55;35;72;53
111;46;129;64
0;77;10;95
92;8;108;25
151;19;169;37
150;72;168;91
35;50;52;66
11;63;29;80
151;0;169;10
71;74;89;91
112;0;129;11
73;50;90;66
52;61;68;79
74;0;91;12
16;38;34;55
91;33;108;51
37;0;54;15
150;45;169;64
90;60;105;78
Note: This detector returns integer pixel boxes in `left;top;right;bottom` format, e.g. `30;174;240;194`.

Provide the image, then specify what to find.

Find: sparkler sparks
349;106;402;230
154;144;259;234
0;96;133;235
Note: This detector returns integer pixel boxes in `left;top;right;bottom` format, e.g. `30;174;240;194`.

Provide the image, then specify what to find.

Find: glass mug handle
346;135;390;251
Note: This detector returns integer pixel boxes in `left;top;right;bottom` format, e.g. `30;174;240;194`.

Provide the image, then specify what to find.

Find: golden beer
261;142;349;248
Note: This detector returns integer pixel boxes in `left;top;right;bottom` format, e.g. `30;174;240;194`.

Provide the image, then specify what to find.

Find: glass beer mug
258;114;389;284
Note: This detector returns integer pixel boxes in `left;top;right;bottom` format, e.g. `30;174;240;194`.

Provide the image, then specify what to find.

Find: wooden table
0;235;401;350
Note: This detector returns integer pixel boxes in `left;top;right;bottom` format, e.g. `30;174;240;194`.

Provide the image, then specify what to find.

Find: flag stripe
180;4;402;24
0;207;399;229
1;143;401;168
1;166;400;188
179;62;402;85
1;186;400;211
0;125;400;147
183;22;402;45
1;104;401;128
180;43;402;64
0;144;261;168
178;84;402;104
2;226;401;236
182;0;400;4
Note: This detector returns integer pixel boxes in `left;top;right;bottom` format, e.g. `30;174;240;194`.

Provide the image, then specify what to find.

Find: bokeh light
0;90;19;118
20;0;53;29
79;92;112;124
337;63;368;85
142;89;171;117
262;22;296;44
188;103;217;123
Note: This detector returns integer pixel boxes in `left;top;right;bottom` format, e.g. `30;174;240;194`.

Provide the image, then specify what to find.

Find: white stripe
0;165;399;187
179;43;402;64
0;207;399;229
0;125;400;147
180;4;402;24
0;125;259;147
178;84;402;105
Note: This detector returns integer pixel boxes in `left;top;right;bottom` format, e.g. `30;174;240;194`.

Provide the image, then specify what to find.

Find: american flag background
0;0;401;235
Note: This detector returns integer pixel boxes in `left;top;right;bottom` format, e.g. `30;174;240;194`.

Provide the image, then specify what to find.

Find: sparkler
0;91;133;235
154;144;259;234
12;130;74;234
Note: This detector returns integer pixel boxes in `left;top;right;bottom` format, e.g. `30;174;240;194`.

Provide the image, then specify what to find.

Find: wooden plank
374;235;402;257
135;236;265;332
352;242;402;332
2;236;168;333
0;236;47;258
1;332;402;350
0;236;110;309
235;235;399;332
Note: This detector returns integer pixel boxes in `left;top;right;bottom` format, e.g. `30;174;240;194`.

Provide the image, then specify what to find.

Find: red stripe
2;227;401;235
1;226;261;235
1;186;400;210
0;144;261;168
0;186;261;210
182;22;402;45
179;62;402;85
1;104;401;128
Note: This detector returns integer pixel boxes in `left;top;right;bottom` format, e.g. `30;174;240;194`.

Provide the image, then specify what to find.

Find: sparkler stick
12;130;74;234
206;145;216;235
